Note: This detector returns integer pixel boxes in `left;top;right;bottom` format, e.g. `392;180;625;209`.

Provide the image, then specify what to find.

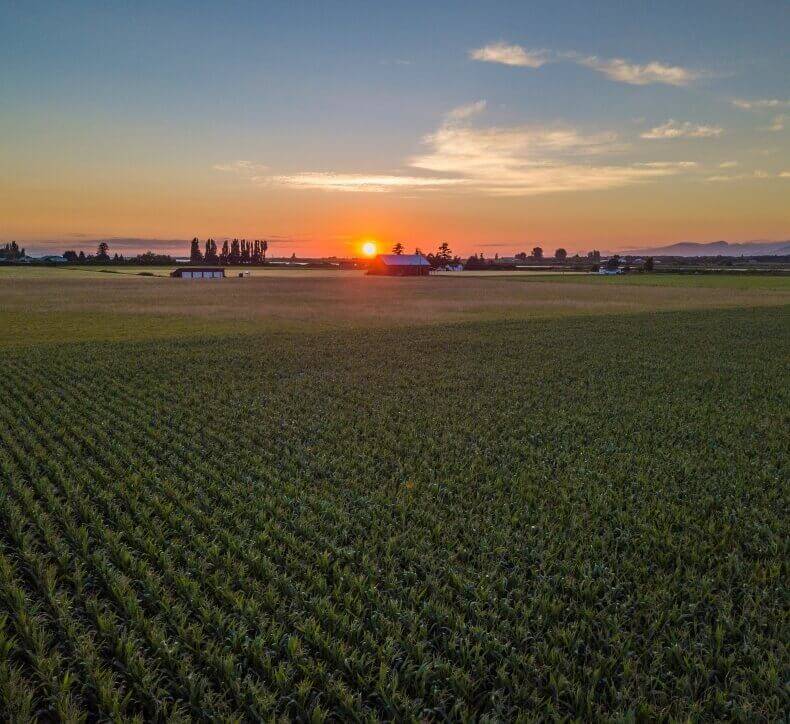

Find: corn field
1;307;787;720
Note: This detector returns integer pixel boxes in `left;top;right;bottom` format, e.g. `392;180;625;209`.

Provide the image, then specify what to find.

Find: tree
392;242;405;255
555;248;567;261
437;242;452;266
220;240;230;264
96;242;110;262
63;250;78;263
0;241;23;260
587;250;601;261
644;256;654;272
532;246;543;260
204;239;218;264
189;238;203;263
605;254;621;271
78;250;86;262
261;240;268;261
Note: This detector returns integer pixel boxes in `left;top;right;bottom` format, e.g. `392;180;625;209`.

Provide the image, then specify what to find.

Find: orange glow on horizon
361;241;377;257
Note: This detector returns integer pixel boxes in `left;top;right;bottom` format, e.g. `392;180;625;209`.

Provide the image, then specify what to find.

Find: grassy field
0;269;788;719
1;267;788;346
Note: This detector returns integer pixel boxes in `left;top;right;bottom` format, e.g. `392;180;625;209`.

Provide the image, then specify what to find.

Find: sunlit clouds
469;42;700;86
641;121;723;139
235;102;702;197
269;173;462;193
212;160;269;175
731;98;790;110
470;42;549;68
574;55;699;86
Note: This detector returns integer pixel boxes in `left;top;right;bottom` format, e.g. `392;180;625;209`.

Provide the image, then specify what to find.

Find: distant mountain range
622;240;790;257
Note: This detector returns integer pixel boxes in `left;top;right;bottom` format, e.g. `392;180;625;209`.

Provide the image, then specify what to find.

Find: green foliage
0;307;786;719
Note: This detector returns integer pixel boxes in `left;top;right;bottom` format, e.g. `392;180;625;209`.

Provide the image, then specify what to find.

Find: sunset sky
1;1;788;257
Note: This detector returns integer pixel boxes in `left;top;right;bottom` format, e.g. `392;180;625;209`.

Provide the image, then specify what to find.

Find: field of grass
0;269;787;719
1;267;788;346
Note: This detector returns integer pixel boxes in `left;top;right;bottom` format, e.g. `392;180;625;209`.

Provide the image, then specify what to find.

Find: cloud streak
731;98;790;110
269;173;462;193
576;56;698;86
469;42;700;86
641;120;723;139
247;103;697;197
470;42;549;68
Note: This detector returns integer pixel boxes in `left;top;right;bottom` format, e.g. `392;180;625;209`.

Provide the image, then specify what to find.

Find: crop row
1;308;787;719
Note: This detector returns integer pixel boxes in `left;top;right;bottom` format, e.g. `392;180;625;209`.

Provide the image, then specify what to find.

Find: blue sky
1;1;788;253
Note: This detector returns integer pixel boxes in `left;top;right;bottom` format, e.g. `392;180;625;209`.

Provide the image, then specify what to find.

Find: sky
1;0;788;257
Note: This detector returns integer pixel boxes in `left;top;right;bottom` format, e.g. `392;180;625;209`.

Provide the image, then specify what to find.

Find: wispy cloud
576;56;698;86
719;161;739;168
641;120;723;139
269;173;461;193
635;161;698;169
220;104;699;197
213;160;268;176
706;170;776;182
407;104;692;196
470;42;550;68
446;100;487;121
731;98;790;110
469;42;700;86
764;115;785;132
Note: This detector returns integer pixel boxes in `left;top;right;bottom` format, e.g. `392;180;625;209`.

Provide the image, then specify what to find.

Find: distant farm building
367;254;431;276
171;267;225;279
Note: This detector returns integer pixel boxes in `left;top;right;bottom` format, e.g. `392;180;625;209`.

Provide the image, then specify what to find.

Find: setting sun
362;241;377;257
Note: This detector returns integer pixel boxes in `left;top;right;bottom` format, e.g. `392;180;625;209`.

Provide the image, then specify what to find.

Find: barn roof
175;266;225;272
376;254;430;266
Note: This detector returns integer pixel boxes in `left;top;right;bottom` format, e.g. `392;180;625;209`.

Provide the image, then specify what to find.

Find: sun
361;241;377;257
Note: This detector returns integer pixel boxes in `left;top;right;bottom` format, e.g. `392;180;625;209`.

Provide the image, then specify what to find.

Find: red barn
366;254;431;276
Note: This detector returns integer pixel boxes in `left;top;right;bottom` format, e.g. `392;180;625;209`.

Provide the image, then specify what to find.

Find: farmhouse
171;267;225;279
367;254;431;276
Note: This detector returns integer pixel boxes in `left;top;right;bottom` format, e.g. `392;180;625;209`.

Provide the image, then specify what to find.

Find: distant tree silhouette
96;242;110;262
229;239;241;264
261;240;268;261
587;250;601;261
555;248;567;260
0;241;24;260
515;252;527;262
606;254;621;270
78;251;86;262
190;238;203;263
220;240;230;264
532;246;543;260
392;242;405;255
63;250;78;263
437;242;452;265
644;256;654;272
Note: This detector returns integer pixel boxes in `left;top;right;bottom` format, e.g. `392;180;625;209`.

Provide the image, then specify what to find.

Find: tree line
391;241;462;269
0;241;26;260
190;238;269;265
61;242;174;265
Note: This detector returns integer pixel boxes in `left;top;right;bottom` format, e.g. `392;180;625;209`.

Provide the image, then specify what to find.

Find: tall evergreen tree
190;238;203;263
